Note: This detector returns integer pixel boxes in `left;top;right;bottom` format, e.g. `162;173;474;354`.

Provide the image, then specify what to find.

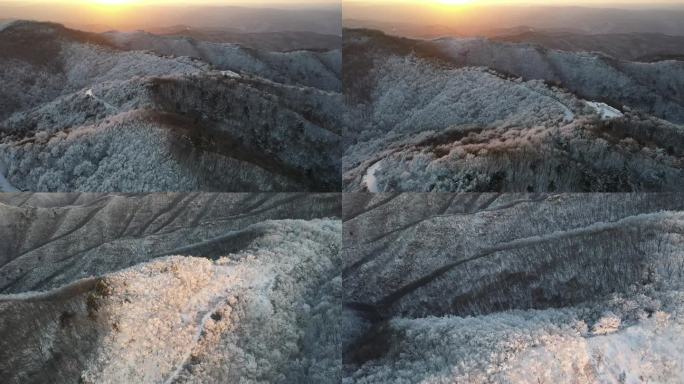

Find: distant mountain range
146;25;341;52
493;30;684;62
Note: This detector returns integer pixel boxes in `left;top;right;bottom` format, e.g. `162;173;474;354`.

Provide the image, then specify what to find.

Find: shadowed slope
0;193;340;294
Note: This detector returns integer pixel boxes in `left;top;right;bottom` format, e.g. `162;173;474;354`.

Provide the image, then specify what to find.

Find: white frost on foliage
367;56;576;137
60;42;206;90
346;293;684;384
87;219;341;384
1;219;342;384
434;37;684;124
591;312;622;335
343;31;684;192
0;107;306;192
0;23;342;191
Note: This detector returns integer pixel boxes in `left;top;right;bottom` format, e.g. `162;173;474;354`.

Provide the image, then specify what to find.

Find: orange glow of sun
437;0;475;4
91;0;138;5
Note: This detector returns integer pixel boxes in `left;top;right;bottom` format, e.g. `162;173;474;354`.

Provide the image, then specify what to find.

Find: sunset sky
0;0;340;9
345;0;684;6
343;0;684;37
0;0;341;32
0;0;339;4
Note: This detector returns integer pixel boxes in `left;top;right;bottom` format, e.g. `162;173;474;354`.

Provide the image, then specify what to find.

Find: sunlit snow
220;70;241;78
585;101;624;120
362;161;383;193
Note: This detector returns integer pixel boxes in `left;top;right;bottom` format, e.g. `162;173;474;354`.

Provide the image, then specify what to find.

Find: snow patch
362;161;383;193
220;70;241;78
585;101;623;120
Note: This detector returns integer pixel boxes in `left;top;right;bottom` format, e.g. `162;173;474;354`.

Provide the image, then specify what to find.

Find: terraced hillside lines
342;193;684;383
343;29;684;192
0;193;341;294
343;193;684;317
0;194;343;384
0;21;343;192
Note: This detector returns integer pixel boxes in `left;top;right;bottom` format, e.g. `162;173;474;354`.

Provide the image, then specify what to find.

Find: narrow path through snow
362;161;383;193
0;157;19;192
162;263;270;384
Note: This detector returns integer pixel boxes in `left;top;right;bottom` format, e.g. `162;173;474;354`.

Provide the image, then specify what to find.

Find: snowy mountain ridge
343;29;684;192
0;21;342;192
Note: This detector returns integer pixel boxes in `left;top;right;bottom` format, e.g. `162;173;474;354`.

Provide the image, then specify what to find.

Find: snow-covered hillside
434;37;684;124
0;21;342;192
103;31;341;92
0;193;342;383
343;29;684;192
343;193;684;383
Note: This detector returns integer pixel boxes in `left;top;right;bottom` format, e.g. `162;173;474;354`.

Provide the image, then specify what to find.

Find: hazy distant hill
102;30;341;91
149;25;341;52
494;31;684;62
0;21;342;192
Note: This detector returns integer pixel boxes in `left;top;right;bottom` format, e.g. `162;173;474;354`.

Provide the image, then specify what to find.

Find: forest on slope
343;29;684;192
343;193;684;383
0;21;343;192
0;193;342;384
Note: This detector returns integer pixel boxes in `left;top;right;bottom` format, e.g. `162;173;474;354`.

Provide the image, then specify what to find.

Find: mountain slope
493;31;684;62
0;193;342;383
0;21;342;192
102;30;341;92
0;193;340;293
152;27;341;52
434;36;684;123
342;193;684;383
343;29;684;192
